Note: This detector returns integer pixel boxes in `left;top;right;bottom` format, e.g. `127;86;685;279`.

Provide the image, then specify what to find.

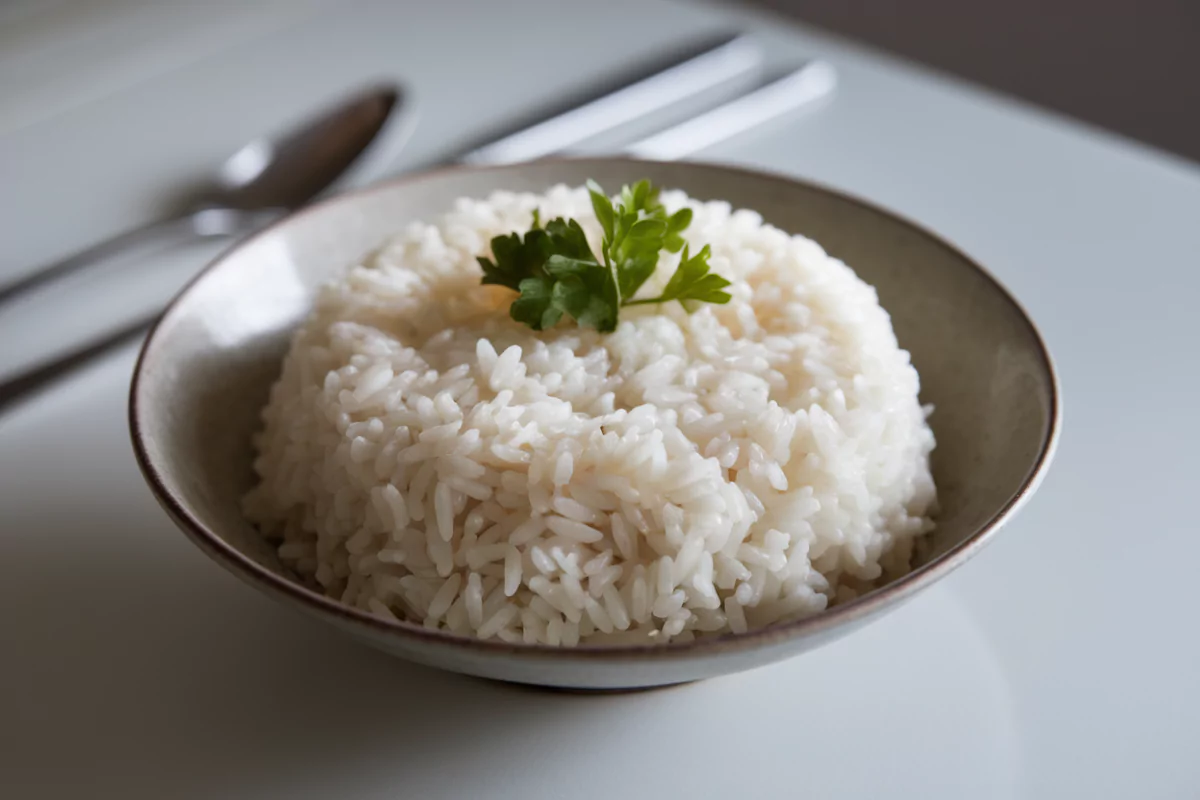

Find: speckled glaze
130;158;1060;690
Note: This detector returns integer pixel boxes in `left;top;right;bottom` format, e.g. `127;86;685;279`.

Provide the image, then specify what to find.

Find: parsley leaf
656;244;732;305
509;275;557;330
586;180;615;241
479;178;732;333
478;216;620;332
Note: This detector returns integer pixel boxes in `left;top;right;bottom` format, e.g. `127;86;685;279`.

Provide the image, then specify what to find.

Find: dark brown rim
129;156;1062;661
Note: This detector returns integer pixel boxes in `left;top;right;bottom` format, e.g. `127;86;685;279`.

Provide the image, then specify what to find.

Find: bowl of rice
130;158;1059;690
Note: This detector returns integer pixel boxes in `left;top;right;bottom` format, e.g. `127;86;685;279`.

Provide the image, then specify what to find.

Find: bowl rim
129;156;1061;661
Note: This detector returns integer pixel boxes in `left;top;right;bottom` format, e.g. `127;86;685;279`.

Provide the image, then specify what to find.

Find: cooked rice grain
243;184;936;645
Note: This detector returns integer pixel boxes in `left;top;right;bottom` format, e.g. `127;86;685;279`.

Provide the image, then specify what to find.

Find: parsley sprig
477;178;731;333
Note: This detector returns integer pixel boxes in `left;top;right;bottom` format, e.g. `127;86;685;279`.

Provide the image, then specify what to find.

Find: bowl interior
133;158;1056;638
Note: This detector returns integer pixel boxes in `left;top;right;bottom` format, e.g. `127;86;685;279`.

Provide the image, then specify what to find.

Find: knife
455;33;762;165
623;60;836;160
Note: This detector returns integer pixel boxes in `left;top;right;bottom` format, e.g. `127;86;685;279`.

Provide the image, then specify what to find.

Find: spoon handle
0;209;275;401
0;314;156;415
0;208;257;307
0;218;183;306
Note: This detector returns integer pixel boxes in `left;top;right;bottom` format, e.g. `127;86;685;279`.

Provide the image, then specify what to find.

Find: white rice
243;184;937;645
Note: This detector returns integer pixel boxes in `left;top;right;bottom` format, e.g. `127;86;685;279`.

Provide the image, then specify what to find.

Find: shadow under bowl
130;158;1059;690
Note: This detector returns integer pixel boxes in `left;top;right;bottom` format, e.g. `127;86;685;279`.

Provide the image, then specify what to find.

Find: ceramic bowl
130;158;1059;690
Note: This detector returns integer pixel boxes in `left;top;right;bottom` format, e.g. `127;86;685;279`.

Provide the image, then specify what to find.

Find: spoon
0;84;408;306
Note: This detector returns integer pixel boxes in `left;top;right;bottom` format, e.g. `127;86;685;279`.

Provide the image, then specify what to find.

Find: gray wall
742;0;1200;163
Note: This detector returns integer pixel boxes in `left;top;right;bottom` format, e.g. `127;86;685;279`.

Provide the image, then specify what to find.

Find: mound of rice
243;184;936;646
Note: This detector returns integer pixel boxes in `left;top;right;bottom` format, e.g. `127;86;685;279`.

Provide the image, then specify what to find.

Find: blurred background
1;0;1196;396
3;0;1197;163
745;0;1200;163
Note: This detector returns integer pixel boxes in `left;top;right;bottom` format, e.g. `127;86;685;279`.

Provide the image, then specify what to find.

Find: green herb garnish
477;178;731;333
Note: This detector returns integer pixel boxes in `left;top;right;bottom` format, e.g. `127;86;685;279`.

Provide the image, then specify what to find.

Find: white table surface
2;1;1198;798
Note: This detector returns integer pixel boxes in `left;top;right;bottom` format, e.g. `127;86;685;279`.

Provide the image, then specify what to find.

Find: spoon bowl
211;85;406;212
